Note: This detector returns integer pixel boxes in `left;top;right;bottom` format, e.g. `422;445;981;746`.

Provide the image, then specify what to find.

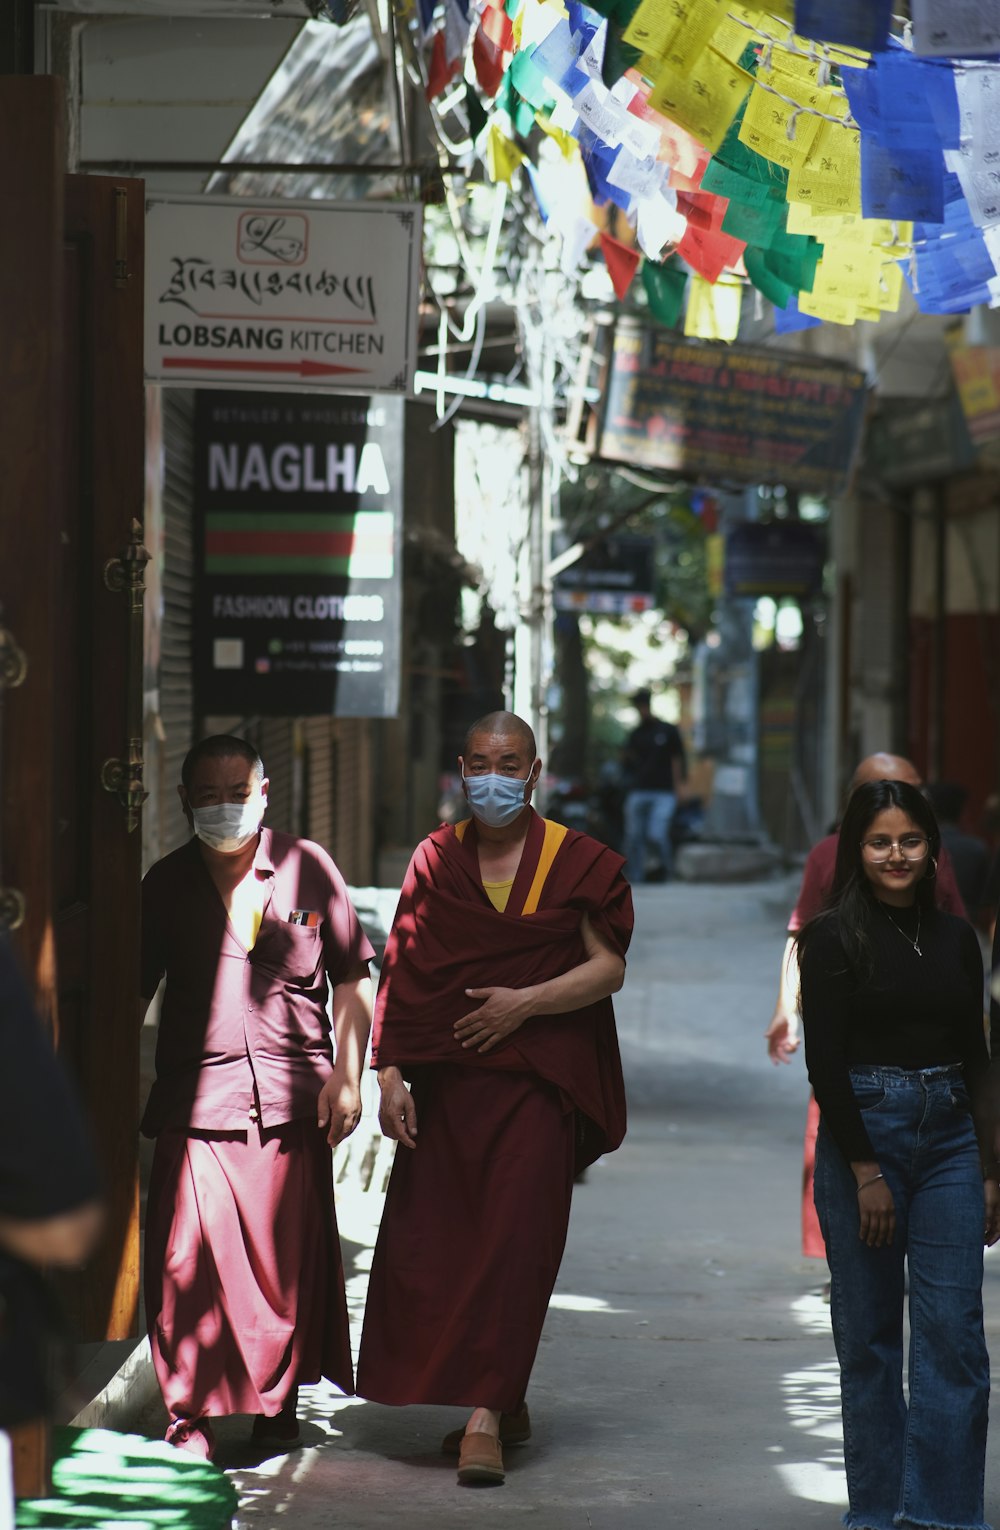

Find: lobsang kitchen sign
145;196;422;395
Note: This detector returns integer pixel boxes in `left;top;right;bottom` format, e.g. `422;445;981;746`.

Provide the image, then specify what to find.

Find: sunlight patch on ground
776;1457;851;1504
548;1292;632;1314
767;1287;848;1510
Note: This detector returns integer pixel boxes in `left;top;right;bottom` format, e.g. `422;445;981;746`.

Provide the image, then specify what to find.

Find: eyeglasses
860;834;929;863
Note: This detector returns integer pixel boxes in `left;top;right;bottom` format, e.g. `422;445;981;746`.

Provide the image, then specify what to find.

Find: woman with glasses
798;778;999;1530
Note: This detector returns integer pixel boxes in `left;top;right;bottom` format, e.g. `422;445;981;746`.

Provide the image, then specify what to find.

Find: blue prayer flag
794;0;892;52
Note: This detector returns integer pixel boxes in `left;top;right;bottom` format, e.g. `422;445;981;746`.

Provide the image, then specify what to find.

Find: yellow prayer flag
809;247;883;305
876;260;904;313
765;48;823;87
739;81;822;169
684;272;743;341
624;0;727;68
787;120;862;214
623;0;685;61
535;112;579;160
635;52;664;82
486;123;526;184
648;48;753;154
712;14;762;64
788;30;870;68
797;289;856;326
660;0;727;72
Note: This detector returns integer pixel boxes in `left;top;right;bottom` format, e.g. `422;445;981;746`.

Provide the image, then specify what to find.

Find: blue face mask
463;771;532;828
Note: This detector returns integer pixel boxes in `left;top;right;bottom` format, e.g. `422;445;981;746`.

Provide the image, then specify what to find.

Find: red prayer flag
473;24;506;97
676;189;729;231
600;232;641;301
677;227;745;284
425;29;462;101
480;1;514;52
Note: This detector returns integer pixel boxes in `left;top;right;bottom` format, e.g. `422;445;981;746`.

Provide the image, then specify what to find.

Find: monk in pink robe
357;711;632;1486
141;735;373;1460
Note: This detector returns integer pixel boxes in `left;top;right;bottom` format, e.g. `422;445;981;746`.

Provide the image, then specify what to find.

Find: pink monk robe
357;812;632;1411
145;1119;353;1419
140;827;374;1425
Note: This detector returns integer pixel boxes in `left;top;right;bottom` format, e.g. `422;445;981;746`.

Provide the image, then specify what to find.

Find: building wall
908;491;1000;825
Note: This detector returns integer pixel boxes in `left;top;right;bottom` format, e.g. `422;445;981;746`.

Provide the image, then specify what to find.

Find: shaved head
849;752;922;793
462;711;537;760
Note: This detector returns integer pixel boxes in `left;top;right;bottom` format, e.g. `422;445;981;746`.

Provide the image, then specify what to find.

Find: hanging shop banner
146;196;422;394
863;392;976;486
553;534;656;615
193;391;402;718
948;344;1000;447
724;521;825;599
598;322;867;493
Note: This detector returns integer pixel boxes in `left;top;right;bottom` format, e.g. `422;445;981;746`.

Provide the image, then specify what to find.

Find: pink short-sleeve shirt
140;828;374;1135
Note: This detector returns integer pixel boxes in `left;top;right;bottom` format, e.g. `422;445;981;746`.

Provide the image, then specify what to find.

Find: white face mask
191;800;262;853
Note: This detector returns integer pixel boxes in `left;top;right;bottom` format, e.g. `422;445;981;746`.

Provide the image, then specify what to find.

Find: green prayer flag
713;102;787;187
642;259;688;328
721;197;787;249
495;69;515;118
701;158;785;206
764;230;822;294
513;96;536;138
602;20;643;87
583;0;641;23
511;49;554;112
743;247;794;309
466;84;489;142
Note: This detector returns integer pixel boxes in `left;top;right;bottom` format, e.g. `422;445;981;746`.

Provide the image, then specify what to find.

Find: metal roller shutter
146;387;196;861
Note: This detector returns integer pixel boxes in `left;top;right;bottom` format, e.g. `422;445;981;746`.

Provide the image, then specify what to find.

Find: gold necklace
878;900;922;957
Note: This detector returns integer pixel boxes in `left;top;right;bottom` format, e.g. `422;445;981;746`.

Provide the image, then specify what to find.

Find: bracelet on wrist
856;1173;885;1195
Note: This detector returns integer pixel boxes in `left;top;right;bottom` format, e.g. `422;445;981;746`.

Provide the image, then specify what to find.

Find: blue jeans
623;789;676;883
814;1066;990;1530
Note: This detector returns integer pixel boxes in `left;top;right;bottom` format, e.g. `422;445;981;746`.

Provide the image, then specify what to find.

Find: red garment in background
790;833;968;1259
358;812;632;1409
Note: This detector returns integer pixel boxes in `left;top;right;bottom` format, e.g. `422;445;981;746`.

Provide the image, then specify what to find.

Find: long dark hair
795;779;941;982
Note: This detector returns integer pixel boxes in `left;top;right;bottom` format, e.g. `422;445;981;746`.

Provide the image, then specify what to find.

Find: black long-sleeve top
801;903;988;1165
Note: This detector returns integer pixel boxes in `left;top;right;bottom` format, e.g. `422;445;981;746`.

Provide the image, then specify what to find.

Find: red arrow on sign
161;357;366;377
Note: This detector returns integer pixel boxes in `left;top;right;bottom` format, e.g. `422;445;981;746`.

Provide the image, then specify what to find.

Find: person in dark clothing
926;781;990;922
798;780;997;1530
621;688;687;884
0;939;103;1525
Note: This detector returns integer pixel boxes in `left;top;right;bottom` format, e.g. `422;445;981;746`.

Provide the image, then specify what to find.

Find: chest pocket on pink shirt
253;919;324;984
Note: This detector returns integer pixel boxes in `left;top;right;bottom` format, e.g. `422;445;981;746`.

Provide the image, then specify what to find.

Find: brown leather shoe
457;1430;505;1485
442;1402;530;1456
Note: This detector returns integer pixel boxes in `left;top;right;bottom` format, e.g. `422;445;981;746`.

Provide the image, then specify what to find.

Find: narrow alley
141;879;1000;1530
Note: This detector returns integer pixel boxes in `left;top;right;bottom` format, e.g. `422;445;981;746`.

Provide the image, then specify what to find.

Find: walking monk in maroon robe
357;711;632;1486
140;735;373;1461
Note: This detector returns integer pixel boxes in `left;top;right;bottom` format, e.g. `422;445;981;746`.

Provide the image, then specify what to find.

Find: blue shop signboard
724;521;825;599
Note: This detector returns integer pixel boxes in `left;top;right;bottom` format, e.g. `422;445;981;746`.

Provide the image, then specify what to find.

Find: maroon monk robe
356;811;632;1411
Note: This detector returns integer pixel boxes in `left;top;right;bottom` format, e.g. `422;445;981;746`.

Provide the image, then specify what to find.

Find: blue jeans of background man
814;1065;990;1530
623;789;676;884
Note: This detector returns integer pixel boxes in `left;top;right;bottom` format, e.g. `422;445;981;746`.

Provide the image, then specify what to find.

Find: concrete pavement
145;879;1000;1527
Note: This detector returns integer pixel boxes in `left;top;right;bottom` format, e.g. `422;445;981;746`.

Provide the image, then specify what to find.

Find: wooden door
58;172;145;1343
0;76;145;1493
